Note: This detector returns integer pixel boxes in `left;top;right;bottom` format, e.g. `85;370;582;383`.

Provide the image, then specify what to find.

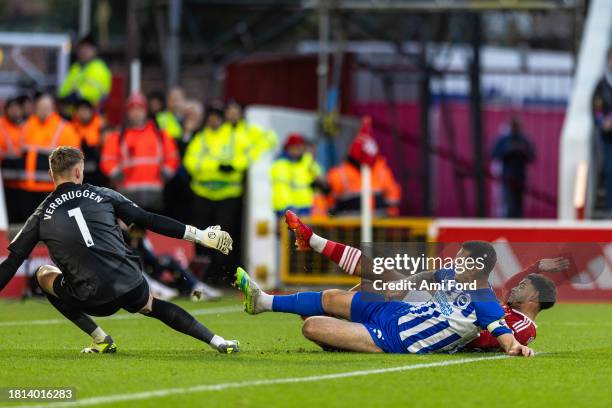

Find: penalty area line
0;305;243;327
5;355;509;408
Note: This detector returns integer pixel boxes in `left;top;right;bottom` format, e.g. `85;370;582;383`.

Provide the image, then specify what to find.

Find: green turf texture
0;298;610;407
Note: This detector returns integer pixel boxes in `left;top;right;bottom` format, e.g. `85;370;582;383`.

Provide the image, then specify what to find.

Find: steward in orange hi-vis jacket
0;98;25;190
101;93;179;212
0;97;27;222
326;121;401;217
15;93;81;220
22;98;81;193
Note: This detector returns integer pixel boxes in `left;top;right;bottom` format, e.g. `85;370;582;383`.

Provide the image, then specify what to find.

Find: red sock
321;240;361;275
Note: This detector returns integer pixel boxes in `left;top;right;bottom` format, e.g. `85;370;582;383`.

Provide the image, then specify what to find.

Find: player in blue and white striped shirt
234;213;533;356
387;266;513;354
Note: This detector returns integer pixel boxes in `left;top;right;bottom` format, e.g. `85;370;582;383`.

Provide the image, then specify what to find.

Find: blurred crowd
0;34;404;296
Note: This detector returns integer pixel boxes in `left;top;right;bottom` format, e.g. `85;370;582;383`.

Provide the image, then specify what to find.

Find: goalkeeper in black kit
0;146;239;354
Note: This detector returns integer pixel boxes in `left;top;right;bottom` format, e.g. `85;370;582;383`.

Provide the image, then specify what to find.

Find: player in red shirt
466;258;567;351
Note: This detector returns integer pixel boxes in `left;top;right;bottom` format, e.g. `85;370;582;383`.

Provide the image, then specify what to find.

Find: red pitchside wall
433;220;612;302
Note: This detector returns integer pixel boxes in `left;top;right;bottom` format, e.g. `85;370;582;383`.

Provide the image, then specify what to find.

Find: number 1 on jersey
68;207;95;247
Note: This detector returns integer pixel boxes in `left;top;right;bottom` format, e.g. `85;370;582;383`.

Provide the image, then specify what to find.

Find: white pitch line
538;321;612;327
3;355;508;408
0;306;243;327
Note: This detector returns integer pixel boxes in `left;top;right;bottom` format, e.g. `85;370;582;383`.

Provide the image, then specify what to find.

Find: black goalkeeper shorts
53;277;150;317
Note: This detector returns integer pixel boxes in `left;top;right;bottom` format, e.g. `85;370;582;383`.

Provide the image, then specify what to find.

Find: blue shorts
350;291;408;354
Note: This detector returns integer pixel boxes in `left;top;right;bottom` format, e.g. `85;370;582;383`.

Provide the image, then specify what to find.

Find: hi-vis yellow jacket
183;124;251;200
228;120;277;162
270;152;321;215
156;111;183;139
58;58;112;106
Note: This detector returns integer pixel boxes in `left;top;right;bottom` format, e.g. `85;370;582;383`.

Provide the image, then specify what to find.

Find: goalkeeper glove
184;225;233;255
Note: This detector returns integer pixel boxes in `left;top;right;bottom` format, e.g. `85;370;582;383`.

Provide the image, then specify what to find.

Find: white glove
184;225;233;255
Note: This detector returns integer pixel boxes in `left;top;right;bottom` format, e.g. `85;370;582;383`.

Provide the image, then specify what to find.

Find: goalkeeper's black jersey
9;182;146;305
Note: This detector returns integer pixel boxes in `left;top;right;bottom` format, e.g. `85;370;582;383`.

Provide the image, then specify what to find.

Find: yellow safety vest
183;125;251;200
227;120;277;162
156;111;183;139
270;152;321;213
58;58;112;106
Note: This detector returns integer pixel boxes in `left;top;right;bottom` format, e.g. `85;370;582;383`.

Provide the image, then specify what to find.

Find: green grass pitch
0;297;610;408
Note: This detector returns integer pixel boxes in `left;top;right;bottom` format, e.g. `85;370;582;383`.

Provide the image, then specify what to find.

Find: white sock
209;334;225;350
309;233;327;253
90;327;108;343
258;292;274;311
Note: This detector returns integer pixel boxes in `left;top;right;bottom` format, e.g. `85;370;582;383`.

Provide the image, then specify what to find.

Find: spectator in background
156;86;186;140
224;100;277;161
57;34;112;114
177;99;203;154
163;99;203;221
183;102;251;286
0;97;26;223
100;93;179;212
327;136;401;217
147;91;166;120
491;116;535;218
270;133;327;218
16;94;33;118
72;98;107;187
19;92;80;220
593;48;612;211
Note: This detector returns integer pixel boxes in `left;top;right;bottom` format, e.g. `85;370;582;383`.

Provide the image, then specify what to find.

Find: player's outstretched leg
45;294;116;354
36;265;116;354
302;316;383;353
285;210;362;276
235;267;353;319
140;297;239;354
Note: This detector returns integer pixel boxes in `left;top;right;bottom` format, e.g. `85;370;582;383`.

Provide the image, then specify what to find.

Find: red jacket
100;121;179;192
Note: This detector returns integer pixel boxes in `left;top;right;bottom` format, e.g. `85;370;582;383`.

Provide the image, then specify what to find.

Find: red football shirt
466;305;537;350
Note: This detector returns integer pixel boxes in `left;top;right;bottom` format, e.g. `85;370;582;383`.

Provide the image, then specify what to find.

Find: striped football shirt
397;269;512;354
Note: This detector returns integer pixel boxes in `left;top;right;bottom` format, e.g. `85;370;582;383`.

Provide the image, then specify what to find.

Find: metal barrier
279;217;433;285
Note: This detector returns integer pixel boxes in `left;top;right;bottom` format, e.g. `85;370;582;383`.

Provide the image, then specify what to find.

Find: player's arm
468;317;535;352
502;257;569;299
0;215;40;291
0;252;27;291
107;189;232;255
476;301;534;357
496;333;534;357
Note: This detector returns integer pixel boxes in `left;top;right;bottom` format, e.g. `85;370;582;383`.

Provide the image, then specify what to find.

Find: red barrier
432;219;612;302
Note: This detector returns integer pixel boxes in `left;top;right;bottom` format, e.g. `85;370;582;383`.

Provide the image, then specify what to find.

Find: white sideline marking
542;321;612;326
0;306;242;327
4;355;508;408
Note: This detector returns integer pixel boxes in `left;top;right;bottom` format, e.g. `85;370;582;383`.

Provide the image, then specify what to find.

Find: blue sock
272;292;324;316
